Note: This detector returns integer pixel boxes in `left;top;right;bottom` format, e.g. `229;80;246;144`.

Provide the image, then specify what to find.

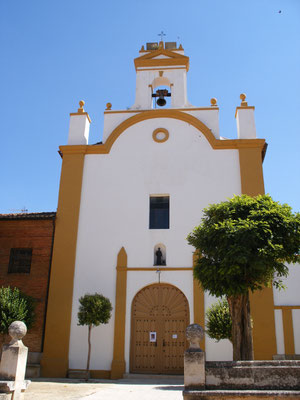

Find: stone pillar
235;94;256;140
0;321;31;400
68;100;91;145
184;324;205;389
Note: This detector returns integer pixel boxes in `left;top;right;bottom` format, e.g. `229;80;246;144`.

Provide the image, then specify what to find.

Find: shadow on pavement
154;385;184;391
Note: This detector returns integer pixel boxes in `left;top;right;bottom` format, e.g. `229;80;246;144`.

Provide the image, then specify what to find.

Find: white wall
273;264;300;355
273;264;300;306
68;117;242;370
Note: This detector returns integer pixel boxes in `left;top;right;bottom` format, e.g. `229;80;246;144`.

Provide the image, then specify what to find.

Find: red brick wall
0;218;55;352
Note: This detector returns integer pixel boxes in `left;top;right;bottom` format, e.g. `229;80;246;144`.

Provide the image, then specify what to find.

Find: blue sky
1;0;299;214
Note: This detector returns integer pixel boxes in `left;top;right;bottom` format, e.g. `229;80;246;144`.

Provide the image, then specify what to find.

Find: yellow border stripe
282;308;295;354
111;247;128;379
60;110;265;157
193;252;205;350
239;146;277;360
41;153;85;377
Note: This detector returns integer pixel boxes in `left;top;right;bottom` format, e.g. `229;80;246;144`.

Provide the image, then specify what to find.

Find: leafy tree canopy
78;293;112;327
187;194;300;297
0;286;35;334
205;298;232;342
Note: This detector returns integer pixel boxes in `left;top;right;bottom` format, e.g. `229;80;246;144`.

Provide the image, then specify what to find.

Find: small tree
77;293;112;380
187;194;300;360
206;298;232;342
0;286;35;335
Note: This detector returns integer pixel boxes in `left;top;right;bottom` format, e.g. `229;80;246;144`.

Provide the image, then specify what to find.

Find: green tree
0;286;35;334
77;293;112;380
206;298;232;342
187;194;300;360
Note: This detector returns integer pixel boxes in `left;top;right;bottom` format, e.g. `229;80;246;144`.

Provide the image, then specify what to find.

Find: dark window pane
8;248;32;273
149;196;169;229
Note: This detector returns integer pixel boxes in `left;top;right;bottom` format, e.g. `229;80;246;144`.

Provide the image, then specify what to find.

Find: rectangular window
8;248;32;273
149;196;169;229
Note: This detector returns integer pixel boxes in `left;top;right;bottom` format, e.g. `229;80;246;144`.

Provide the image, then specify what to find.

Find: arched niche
154;243;166;266
152;76;171;90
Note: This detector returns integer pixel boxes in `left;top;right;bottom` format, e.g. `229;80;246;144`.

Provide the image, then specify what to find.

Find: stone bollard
0;321;31;400
184;324;205;389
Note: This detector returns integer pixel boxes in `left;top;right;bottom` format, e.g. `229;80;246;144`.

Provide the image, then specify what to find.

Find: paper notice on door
172;334;177;339
149;332;157;342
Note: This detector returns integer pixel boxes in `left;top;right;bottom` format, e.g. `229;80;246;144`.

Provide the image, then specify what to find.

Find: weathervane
158;31;166;42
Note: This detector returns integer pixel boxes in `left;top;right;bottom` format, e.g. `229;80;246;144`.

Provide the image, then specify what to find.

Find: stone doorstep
67;370;90;380
123;373;184;382
183;389;300;399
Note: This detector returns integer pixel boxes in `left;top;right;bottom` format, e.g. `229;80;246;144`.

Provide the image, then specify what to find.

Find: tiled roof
0;212;56;220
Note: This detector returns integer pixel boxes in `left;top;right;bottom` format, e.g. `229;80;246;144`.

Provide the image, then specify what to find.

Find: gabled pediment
134;48;189;71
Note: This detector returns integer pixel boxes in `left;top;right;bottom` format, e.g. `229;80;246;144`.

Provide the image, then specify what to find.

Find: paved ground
24;378;184;400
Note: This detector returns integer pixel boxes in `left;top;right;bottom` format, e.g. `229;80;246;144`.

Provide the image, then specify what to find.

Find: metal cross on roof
158;31;166;41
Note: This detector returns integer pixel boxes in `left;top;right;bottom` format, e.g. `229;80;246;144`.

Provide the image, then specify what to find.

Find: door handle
163;339;166;347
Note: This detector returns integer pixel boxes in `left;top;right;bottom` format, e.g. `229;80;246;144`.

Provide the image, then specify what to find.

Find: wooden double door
130;283;190;374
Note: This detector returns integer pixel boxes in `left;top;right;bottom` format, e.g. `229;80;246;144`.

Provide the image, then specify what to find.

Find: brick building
0;212;55;355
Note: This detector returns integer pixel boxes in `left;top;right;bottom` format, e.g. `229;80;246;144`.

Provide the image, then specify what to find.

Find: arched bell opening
151;76;171;109
154;243;166;266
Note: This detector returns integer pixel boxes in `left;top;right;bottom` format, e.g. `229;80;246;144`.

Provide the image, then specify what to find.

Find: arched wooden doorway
130;283;190;374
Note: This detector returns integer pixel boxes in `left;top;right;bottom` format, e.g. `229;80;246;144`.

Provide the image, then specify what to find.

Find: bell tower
131;41;191;110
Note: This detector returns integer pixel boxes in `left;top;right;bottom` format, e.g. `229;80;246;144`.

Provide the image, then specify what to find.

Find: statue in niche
156;247;163;265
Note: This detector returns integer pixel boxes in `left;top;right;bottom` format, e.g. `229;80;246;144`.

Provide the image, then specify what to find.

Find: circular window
152;128;169;143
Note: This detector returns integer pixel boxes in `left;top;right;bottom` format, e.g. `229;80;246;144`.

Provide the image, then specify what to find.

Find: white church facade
41;41;300;378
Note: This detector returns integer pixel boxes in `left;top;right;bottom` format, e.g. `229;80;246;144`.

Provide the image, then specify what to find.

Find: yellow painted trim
275;305;300;309
134;48;189;71
193;252;205;350
282;308;295;354
41;152;85;377
69;111;91;123
137;67;187;71
235;106;255;119
239;143;277;360
118;267;193;271
104;107;219;114
152;128;169;143
111;247;128;379
59;110;265;157
238;148;265;196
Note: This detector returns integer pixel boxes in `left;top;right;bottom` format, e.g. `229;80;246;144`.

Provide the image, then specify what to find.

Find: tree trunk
86;324;92;381
227;292;254;361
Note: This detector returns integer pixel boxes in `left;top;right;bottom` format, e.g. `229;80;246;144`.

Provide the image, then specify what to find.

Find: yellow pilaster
111;247;128;379
239;145;277;360
193;252;205;349
41;150;85;377
282;308;295;355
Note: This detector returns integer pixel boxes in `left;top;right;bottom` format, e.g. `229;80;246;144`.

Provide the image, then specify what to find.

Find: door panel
130;283;189;374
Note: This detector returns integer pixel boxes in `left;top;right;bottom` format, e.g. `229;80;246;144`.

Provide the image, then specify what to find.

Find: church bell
152;89;171;107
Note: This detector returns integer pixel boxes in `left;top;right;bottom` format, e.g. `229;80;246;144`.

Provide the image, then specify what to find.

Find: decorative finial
159;41;164;49
9;321;27;343
106;102;112;110
140;45;145;51
240;93;248;107
210;98;217;107
178;44;183;50
78;100;85;113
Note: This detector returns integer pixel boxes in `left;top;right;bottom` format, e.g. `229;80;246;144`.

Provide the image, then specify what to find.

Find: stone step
25;363;40;379
183;390;300;400
0;395;10;400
